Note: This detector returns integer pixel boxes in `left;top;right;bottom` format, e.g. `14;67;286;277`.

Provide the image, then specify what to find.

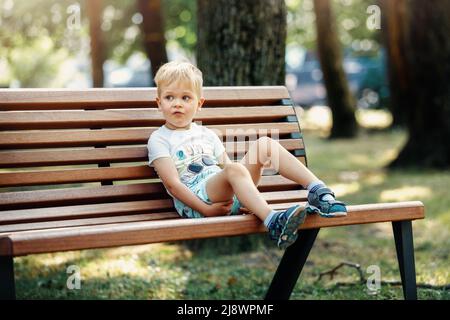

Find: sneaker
267;205;309;249
307;186;347;218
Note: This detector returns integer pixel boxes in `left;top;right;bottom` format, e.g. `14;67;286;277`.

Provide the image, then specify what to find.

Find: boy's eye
183;96;191;101
165;95;173;101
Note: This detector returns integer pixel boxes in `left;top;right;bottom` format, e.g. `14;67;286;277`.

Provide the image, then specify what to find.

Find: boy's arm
153;158;231;217
153;158;210;214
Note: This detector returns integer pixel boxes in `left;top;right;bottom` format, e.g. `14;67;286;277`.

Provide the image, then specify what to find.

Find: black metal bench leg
265;228;320;300
0;255;16;300
392;221;417;300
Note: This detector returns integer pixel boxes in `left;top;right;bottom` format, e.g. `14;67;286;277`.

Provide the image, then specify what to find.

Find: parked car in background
286;50;389;109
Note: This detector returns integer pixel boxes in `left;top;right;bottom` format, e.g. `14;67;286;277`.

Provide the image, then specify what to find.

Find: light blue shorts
173;166;242;218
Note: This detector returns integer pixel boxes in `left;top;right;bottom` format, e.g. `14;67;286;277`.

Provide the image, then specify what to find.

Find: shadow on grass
14;237;450;300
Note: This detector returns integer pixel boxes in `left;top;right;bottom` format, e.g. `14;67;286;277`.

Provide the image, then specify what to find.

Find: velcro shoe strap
307;187;335;203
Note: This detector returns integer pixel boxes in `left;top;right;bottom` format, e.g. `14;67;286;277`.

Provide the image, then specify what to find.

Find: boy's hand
204;200;234;216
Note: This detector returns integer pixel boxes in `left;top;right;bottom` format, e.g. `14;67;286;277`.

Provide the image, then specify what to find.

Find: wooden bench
0;86;424;300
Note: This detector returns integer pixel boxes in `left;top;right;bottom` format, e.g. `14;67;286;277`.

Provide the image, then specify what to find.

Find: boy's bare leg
206;136;322;220
205;163;272;220
243;137;348;218
241;136;320;187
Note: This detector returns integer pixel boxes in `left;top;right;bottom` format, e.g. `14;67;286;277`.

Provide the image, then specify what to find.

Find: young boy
147;61;347;249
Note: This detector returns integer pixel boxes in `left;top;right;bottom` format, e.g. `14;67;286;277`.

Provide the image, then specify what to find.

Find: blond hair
154;61;203;98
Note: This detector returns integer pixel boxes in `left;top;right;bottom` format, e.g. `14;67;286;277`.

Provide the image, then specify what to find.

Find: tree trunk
313;0;358;138
389;0;450;169
193;0;286;253
87;0;105;88
197;0;286;86
138;0;168;79
379;0;409;127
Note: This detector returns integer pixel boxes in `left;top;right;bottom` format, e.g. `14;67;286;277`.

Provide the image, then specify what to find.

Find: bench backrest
0;86;307;219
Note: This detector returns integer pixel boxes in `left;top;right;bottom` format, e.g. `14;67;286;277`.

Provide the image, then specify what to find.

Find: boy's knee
256;136;276;156
257;136;273;145
223;163;249;179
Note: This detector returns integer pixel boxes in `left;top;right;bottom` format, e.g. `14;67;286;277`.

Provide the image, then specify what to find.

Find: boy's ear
198;97;205;109
156;97;162;110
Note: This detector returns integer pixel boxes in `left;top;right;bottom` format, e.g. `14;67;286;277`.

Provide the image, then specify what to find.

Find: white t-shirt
147;123;225;185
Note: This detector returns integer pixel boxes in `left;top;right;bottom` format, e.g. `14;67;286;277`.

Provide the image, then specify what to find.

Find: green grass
14;128;450;300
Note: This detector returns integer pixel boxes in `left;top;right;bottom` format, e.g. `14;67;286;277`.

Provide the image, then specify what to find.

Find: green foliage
0;0;197;86
162;0;197;57
287;0;381;54
98;0;144;64
7;36;70;87
0;0;385;87
0;0;87;86
0;0;87;53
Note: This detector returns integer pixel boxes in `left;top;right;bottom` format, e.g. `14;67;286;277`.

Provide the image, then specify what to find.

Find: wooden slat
0;192;305;233
0;189;310;233
0;199;175;225
0;128;156;149
0;176;303;210
0;106;295;130
0;139;303;167
261;190;307;203
0;201;424;256
0;123;299;149
0;183;167;210
0;212;180;234
0;166;155;187
0;189;307;227
273;201;425;228
0;147;148;168
0;158;307;188
0;86;289;110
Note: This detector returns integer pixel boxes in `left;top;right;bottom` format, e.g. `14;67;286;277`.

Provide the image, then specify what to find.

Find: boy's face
156;80;205;130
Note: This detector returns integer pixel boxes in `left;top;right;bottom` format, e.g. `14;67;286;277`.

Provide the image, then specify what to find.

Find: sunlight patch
329;182;360;197
35;252;80;267
381;148;399;163
437;209;450;226
379;186;431;202
101;243;170;259
356;109;393;129
84;258;144;278
414;219;449;244
303;106;331;131
364;172;386;186
349;154;371;166
338;171;360;182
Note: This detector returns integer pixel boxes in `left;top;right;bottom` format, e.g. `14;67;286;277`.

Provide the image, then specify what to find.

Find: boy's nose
172;98;183;107
172;103;182;110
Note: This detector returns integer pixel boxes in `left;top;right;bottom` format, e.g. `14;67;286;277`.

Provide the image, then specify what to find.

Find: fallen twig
330;281;450;291
316;261;365;283
316;261;450;291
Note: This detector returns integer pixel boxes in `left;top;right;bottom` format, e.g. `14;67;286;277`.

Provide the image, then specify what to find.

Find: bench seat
0;201;423;257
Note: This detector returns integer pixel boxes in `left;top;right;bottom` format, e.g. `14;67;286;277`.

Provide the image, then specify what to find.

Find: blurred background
2;0;448;165
0;0;386;105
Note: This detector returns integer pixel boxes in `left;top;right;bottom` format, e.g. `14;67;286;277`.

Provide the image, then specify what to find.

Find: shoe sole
277;206;307;249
